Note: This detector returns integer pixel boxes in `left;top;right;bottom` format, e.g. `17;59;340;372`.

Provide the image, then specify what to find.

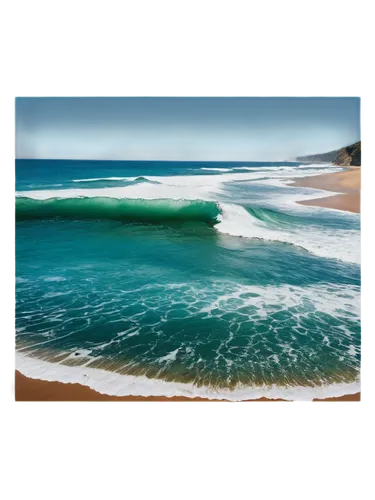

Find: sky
15;97;360;161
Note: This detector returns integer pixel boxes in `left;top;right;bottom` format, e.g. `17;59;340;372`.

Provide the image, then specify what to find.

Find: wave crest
72;176;159;184
16;197;221;225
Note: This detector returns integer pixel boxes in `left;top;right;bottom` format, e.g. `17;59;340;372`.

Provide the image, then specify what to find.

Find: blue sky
16;97;360;161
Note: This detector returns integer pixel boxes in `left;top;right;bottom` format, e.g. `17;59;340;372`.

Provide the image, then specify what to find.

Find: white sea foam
126;331;139;338
200;167;233;172
16;351;360;401
17;172;259;201
232;166;263;170
198;282;360;319
16;281;360;399
16;277;28;283
215;203;360;264
43;291;72;298
17;164;343;202
249;175;353;214
157;348;180;364
16;182;218;202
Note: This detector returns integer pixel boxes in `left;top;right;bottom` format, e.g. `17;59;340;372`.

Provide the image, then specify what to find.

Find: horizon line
15;157;301;163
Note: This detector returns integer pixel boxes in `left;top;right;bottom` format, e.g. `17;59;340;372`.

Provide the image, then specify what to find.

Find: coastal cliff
296;141;361;166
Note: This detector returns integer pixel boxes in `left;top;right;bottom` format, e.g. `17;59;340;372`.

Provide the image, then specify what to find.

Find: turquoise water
15;160;360;399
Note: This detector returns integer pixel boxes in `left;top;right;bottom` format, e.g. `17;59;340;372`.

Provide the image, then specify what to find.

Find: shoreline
15;164;361;403
14;370;360;402
292;166;360;213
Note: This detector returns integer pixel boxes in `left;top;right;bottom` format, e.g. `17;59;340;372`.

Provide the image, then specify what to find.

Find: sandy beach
14;371;360;402
292;167;360;213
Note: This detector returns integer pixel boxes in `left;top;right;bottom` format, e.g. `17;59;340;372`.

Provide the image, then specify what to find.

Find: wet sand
292;167;360;213
14;371;360;402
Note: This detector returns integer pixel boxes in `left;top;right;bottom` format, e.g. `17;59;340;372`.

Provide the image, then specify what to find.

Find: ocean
15;159;361;400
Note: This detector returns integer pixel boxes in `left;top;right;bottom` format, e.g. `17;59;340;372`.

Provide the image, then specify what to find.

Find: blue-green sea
15;159;360;400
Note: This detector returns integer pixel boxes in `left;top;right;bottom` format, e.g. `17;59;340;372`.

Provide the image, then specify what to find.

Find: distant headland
297;141;361;167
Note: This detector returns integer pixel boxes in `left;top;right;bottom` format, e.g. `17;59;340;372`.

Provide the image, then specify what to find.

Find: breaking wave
216;203;360;264
16;197;221;225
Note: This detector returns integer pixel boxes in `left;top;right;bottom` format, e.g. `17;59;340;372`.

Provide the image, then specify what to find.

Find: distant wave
22;183;65;189
16;166;343;204
16;196;221;225
72;176;158;183
72;177;130;182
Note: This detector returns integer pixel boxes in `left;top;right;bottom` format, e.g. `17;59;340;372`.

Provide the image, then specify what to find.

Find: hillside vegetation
296;141;361;166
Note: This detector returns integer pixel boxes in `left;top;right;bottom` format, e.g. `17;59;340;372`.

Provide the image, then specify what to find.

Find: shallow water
15;159;361;399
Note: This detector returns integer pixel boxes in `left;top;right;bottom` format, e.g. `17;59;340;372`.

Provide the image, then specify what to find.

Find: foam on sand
16;351;360;401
